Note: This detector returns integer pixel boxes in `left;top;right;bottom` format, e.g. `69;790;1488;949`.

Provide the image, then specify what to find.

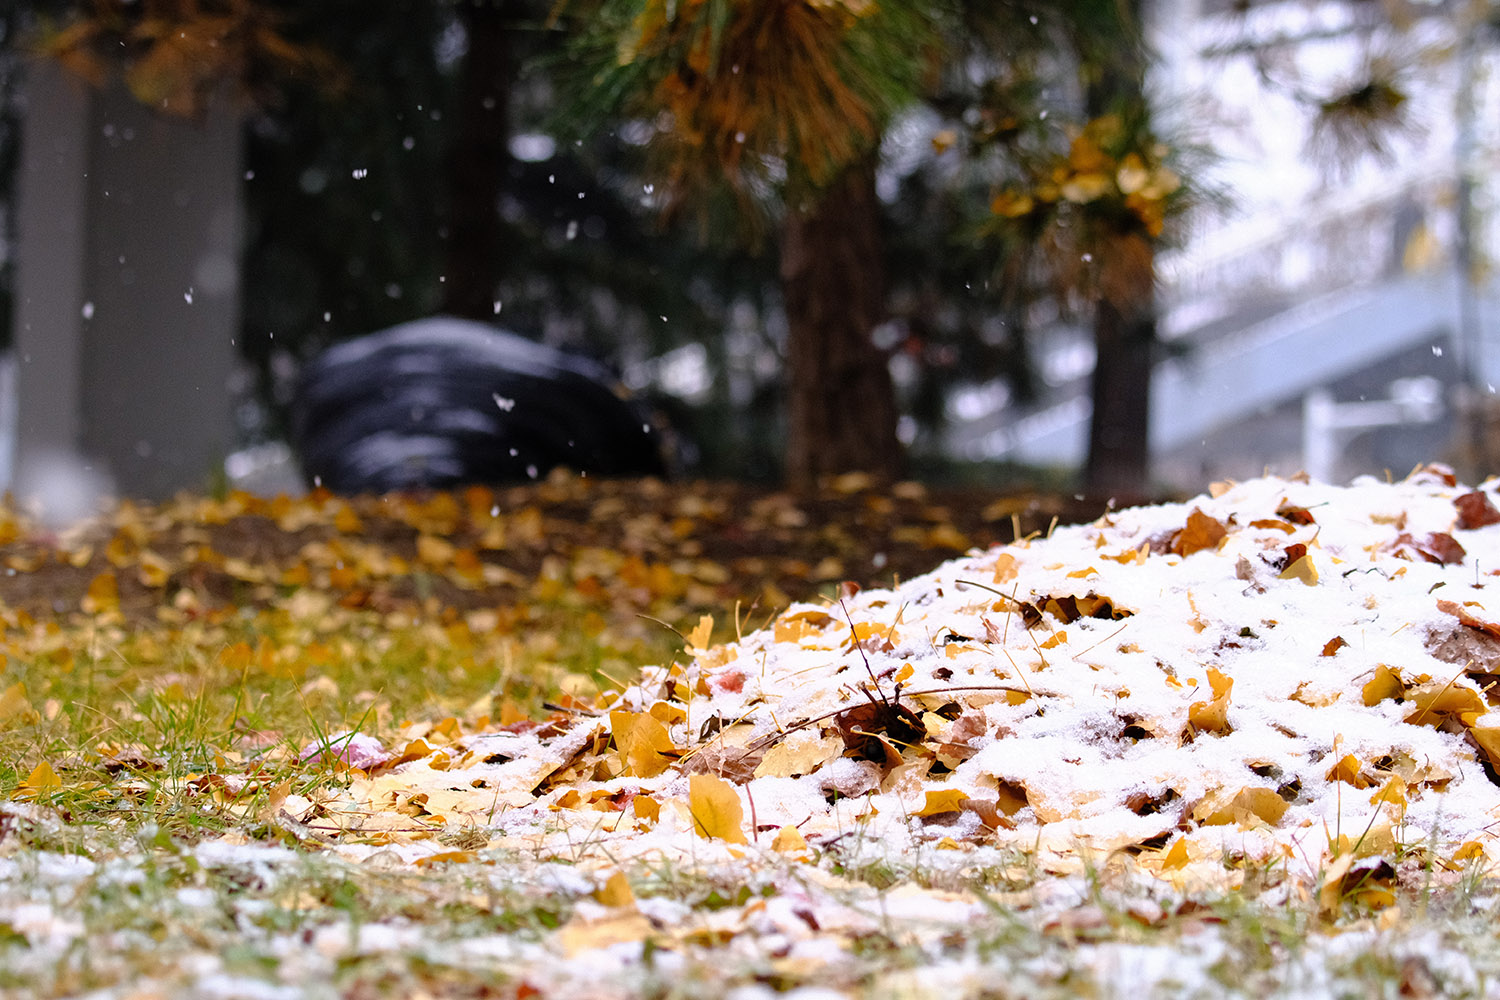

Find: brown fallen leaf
1455;491;1500;530
1172;508;1228;557
1391;532;1466;565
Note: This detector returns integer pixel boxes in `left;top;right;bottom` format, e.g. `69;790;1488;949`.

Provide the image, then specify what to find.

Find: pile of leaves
12;468;1500;998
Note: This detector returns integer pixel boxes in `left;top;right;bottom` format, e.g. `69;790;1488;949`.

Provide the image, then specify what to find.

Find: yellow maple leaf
1326;754;1374;789
914;788;969;817
687;615;714;653
1361;665;1404;707
0;682;38;729
1233;787;1288;826
1369;776;1408;810
136;550;173;588
594;870;636;907
1187;667;1233;735
771;825;810;857
1453;841;1485;863
413;850;479;868
333;503;363;534
416;534;455;567
648;701;687;726
848;621;899;646
1199;786;1287;827
688;773;747;844
14;761;61;800
610;711;676;778
81;571;120;615
1102;543;1149;565
1470;726;1500;772
992;552;1019;583
1160;838;1190;871
753;732;842;779
633;795;662;824
1279;554;1318;585
1404;682;1486;727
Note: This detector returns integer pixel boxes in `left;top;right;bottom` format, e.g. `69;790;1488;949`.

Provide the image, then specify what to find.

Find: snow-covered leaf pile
305;468;1500;891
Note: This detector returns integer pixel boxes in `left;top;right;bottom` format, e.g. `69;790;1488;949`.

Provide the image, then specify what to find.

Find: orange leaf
1172;509;1227;556
1437;598;1500;638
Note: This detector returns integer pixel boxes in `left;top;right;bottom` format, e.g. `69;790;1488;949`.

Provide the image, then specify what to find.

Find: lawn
3;468;1499;999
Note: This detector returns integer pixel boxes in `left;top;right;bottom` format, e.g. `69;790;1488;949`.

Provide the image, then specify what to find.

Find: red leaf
1455;492;1500;530
1392;532;1467;565
1276;502;1316;525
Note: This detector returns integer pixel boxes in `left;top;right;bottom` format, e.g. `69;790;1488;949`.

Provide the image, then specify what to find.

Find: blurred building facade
944;0;1500;489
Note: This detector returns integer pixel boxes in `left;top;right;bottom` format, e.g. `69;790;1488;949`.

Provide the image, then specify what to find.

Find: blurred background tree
0;0;1476;494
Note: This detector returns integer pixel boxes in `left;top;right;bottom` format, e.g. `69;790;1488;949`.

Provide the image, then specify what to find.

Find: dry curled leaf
1172;509;1228;556
1187;667;1234;735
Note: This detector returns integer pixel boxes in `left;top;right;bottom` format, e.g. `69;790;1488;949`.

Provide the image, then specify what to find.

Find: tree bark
1084;276;1154;498
780;159;902;491
442;0;512;321
1080;0;1154;497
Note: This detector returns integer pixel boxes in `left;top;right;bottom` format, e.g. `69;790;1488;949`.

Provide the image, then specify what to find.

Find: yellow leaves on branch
989;114;1181;237
40;0;339;118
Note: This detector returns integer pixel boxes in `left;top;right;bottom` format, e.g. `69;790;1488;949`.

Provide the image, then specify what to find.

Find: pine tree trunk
1084;282;1154;497
780;159;901;492
1081;0;1154;497
443;0;512;321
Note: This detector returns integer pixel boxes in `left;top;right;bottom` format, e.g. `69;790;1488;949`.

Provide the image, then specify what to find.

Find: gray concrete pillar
13;58;242;508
